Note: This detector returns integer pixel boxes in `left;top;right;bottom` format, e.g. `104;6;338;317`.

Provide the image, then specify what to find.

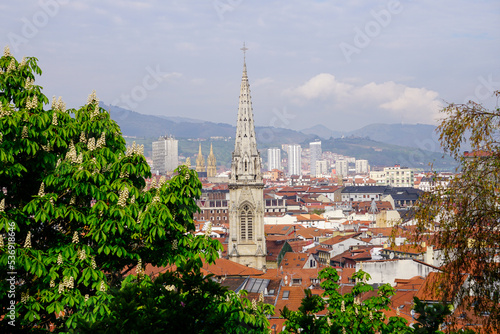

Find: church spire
207;143;217;177
231;44;262;183
195;142;206;173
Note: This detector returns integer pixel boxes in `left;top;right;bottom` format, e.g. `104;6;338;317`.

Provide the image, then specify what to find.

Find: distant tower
207;143;217;177
195;143;206;173
228;44;266;270
267;148;281;171
309;141;321;177
152;136;178;174
287;144;302;176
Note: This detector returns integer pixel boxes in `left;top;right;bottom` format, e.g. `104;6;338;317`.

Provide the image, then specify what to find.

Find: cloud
284;73;441;124
285;73;352;100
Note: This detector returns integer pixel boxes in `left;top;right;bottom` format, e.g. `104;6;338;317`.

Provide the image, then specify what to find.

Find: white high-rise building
315;160;328;177
335;160;348;177
355;159;369;174
309;141;322;176
152;136;178;174
287;144;302;176
267;148;281;171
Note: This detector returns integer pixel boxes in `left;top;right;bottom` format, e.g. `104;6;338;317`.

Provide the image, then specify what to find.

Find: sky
1;0;499;132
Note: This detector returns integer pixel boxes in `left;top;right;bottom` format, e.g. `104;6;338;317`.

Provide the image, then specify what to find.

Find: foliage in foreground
414;91;500;330
0;47;271;333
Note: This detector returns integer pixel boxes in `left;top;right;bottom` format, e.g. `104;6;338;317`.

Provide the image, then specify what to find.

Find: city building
309;141;321;177
228;49;267;270
355;159;369;174
335;159;348;177
152;136;178;175
207;143;217;177
315;160;328;177
288;144;302;176
384;165;414;187
267;148;282;171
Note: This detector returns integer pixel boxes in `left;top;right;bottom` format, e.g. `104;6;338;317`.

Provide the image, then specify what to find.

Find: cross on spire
240;42;248;62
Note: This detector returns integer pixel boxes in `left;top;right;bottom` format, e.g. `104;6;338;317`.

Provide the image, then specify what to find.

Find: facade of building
228;52;267;270
384;165;414;187
152;136;178;174
335;160;348;177
267;148;282;171
287;144;302;176
315;160;328;176
207;143;217;177
309;141;321;177
355;159;369;174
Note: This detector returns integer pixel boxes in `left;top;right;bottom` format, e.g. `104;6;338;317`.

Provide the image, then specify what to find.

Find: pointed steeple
207;143;217;177
231;44;262;183
195;142;206;173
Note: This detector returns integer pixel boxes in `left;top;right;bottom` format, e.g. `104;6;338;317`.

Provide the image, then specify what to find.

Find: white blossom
58;283;64;294
251;298;257;311
84;294;89;302
172;239;178;250
79;248;86;260
341;300;345;312
3;46;11;57
24;78;34;90
158;176;166;187
164;285;175;291
67;276;74;289
118;187;129;207
87;137;96;151
52;112;58;126
66;141;77;162
99;281;106;292
87;90;98;105
19;57;26;67
0;198;4;212
57;253;63;265
50;280;55;288
135;258;143;275
69;196;76;205
0;235;4;247
96;132;106;148
91;257;96;269
21;292;29;303
26;95;38;110
130;195;135;204
72;231;79;244
79;131;86;144
38;182;45;197
21;126;28;139
6;58;16;73
24;231;32;248
91;104;100;119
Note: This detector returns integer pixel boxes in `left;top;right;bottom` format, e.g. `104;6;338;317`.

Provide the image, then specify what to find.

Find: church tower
207;143;217;177
195;143;206;173
228;45;266;270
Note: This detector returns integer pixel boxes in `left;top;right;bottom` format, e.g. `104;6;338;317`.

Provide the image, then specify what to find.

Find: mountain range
104;104;457;170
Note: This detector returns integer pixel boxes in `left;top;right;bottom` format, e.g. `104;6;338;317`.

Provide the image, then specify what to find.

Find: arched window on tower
240;204;253;241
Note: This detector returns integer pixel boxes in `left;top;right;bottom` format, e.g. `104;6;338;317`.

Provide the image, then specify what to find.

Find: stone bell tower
228;44;266;270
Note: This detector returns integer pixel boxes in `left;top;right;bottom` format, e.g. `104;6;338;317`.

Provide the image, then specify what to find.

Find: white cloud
284;73;441;124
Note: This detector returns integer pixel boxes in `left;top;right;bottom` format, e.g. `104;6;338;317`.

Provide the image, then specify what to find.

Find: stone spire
230;48;262;183
195;142;206;173
207;143;217;177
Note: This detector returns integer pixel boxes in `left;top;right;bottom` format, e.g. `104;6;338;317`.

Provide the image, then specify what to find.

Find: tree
281;267;411;334
414;92;500;330
0;47;270;332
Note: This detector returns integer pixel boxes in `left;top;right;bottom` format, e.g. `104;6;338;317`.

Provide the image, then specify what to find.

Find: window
240;204;253;241
282;290;290;299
